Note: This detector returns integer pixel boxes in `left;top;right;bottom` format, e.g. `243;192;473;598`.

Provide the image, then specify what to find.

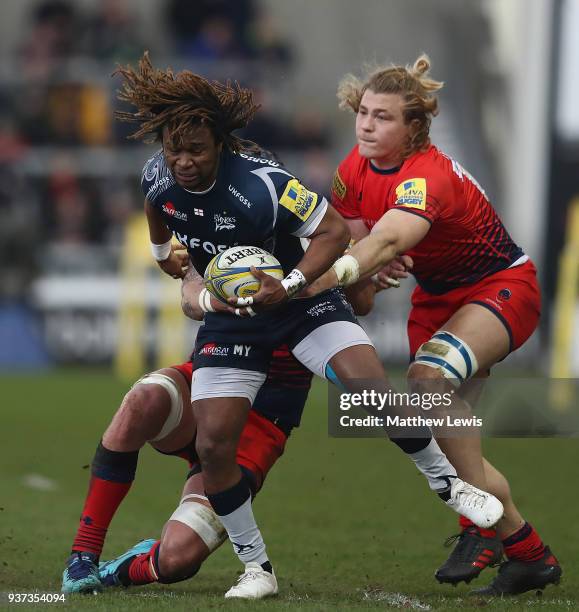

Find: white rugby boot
224;562;278;599
446;477;504;528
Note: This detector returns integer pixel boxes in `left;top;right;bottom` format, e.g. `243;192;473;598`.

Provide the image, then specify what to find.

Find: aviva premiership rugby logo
280;179;317;221
395;178;426;210
214;212;236;231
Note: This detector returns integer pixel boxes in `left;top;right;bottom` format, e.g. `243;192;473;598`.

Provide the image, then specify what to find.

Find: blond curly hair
337;54;443;154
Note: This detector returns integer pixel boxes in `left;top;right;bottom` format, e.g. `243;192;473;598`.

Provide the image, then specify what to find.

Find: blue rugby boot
99;538;157;587
61;552;102;594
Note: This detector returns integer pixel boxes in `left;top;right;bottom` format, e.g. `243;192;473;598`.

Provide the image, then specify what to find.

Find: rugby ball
204;246;284;303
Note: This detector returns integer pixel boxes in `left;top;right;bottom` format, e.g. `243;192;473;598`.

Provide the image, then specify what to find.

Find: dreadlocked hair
114;51;261;153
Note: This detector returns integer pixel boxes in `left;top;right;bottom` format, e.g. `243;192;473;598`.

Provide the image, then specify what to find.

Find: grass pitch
1;369;577;610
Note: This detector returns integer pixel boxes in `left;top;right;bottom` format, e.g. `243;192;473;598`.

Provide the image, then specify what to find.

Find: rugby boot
224;562;278;599
445;477;504;529
98;538;157;587
435;526;502;585
61;551;102;594
471;546;561;596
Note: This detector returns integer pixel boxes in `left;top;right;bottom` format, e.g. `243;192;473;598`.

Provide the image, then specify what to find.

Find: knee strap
414;331;478;384
134;373;184;442
168;496;227;552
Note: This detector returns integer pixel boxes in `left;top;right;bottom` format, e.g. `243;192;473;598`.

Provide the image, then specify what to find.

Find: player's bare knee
157;542;202;580
408;362;443;380
196;436;236;469
102;386;163;448
116;385;169;439
125;372;185;444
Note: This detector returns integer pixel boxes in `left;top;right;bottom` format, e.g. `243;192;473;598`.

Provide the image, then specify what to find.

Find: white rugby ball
204;246;284;303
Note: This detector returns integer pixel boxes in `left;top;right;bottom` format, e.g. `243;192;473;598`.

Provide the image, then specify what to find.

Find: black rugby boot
435;526;502;585
471;546;562;596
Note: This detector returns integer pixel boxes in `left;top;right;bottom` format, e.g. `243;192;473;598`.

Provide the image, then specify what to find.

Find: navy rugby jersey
141;149;328;275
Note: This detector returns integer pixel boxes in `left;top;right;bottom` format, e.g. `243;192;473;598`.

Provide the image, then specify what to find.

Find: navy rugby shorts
193;289;370;377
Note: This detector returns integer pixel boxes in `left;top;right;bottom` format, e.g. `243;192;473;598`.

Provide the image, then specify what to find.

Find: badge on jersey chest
279;179;317;221
395;178;426;210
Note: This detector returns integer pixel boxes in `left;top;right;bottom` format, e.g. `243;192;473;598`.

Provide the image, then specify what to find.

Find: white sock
219;496;269;566
409;438;457;491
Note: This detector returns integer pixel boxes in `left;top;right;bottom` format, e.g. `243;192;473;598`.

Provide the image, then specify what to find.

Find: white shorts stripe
291;321;373;379
190;367;266;403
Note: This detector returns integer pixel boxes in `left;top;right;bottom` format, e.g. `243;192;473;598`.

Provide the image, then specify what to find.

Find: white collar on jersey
183;179;216;195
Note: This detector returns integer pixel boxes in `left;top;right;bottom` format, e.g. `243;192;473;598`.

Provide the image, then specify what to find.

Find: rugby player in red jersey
307;55;561;596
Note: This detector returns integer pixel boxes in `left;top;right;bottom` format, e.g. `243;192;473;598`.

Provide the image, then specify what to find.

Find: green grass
1;369;577;610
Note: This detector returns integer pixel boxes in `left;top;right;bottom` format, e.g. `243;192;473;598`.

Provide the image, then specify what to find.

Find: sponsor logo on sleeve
395;178;427;210
279;179;318;221
332;169;346;199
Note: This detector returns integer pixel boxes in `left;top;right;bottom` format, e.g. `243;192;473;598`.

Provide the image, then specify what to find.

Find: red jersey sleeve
392;169;450;223
331;148;361;219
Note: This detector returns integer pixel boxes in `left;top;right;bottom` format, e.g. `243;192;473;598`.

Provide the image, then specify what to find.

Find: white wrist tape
332;254;360;286
151;239;172;262
198;288;215;313
281;268;307;298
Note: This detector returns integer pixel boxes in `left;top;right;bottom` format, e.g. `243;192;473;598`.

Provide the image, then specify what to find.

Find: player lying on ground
109;52;504;599
62;254;502;596
66;349;311;594
300;54;561;596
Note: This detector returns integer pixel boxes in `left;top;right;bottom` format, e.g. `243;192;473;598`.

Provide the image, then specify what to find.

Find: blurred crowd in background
0;0;334;301
0;0;575;372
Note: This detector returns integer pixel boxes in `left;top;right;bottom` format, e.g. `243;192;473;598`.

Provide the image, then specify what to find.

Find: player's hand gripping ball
204;246;284;304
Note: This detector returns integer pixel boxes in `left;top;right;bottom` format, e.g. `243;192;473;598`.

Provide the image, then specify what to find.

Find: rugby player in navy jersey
61;256;313;593
62;52;504;599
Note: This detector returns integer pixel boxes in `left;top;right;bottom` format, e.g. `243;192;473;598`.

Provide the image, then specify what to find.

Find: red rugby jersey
331;145;525;294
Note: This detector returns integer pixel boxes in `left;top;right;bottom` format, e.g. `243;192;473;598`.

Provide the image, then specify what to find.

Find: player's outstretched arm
306;209;429;295
338;209;428;283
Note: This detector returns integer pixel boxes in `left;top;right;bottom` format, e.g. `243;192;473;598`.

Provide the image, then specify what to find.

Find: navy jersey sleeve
140;150;175;204
249;165;328;238
275;177;328;237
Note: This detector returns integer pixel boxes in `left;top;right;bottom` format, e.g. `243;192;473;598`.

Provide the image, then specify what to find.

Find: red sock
71;442;138;557
459;515;497;538
72;476;132;555
502;522;545;561
127;541;161;585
